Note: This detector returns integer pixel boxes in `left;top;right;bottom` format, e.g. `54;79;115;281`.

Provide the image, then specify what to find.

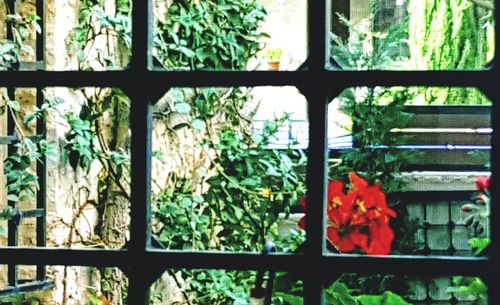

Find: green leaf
274;292;303;305
193;195;204;204
23;113;36;127
0;226;5;236
7;194;19;202
468;238;491;255
240;177;259;187
324;282;357;305
191;118;206;131
357;291;412;305
175;102;191;114
177;46;196;58
8;100;20;112
180;198;192;208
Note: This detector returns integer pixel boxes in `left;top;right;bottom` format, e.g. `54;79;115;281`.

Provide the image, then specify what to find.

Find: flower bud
475;176;491;192
461;204;475;212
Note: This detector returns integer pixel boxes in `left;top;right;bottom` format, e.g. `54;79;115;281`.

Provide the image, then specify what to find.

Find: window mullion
308;0;328;70
304;89;329;305
130;0;150;71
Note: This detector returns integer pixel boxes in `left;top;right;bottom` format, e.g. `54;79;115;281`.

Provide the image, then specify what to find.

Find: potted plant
265;48;282;71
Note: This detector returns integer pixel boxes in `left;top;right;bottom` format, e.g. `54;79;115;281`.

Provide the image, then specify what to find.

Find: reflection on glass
0;266;127;305
0;87;131;249
325;87;491;256
151;87;308;252
149;269;303;305
325;274;487;305
152;0;307;70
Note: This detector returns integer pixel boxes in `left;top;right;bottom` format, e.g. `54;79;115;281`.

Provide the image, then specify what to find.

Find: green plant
331;14;407;70
265;48;282;61
330;15;414;193
333;88;414;194
0;90;58;236
324;280;412;305
461;175;490;254
273;273;304;305
68;0;131;70
328;13;417;300
150;1;308;303
0;0;41;70
446;277;487;305
153;0;268;70
153;119;306;252
406;0;492;104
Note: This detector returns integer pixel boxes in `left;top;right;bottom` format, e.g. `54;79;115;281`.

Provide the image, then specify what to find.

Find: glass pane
0;0;132;71
149;268;303;305
329;0;495;70
151;0;307;71
0;265;127;304
324;274;488;305
321;87;491;256
150;86;308;252
0;87;131;249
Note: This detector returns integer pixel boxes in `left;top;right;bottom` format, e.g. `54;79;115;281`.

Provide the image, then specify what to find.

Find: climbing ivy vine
0;0;48;235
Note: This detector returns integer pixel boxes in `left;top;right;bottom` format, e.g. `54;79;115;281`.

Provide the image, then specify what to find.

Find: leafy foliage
333;87;414;194
324;280;412;305
153;0;268;70
331;14;407;70
150;1;308;303
0;1;40;70
468;237;490;256
329;15;414;193
447;277;487;305
406;0;492;104
154;121;306;252
68;0;131;70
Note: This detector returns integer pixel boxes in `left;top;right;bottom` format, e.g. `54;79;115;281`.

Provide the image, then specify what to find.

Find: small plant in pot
265;48;282;70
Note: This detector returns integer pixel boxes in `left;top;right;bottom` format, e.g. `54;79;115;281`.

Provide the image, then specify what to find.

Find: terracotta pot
267;60;280;71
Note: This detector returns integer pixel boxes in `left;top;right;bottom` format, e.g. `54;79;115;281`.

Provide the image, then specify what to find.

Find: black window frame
0;0;498;304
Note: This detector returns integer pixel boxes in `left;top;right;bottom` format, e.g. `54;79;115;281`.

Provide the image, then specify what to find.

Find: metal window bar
0;0;53;296
0;0;497;304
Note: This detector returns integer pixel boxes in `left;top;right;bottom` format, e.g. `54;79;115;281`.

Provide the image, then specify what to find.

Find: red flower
298;196;306;230
475;176;490;192
297;172;396;255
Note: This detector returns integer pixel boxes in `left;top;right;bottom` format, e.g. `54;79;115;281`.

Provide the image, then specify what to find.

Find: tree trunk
408;0;491;104
98;92;130;305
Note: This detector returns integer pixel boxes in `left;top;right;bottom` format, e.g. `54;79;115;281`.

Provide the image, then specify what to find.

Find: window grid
0;1;497;304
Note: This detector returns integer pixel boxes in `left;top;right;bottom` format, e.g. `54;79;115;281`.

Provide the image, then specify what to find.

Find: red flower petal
349;172;368;191
298;216;305;230
337;236;356;252
367;209;380;220
366;239;390;255
476;176;491;192
327;180;344;204
326;226;340;245
385;207;397;218
299;196;306;211
300;172;396;256
349;229;369;250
